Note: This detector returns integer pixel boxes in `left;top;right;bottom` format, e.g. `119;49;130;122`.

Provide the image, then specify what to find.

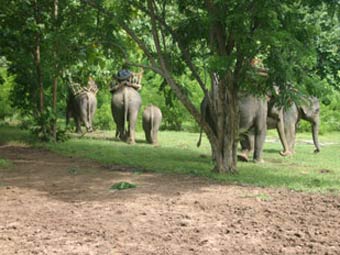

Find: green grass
1;126;340;193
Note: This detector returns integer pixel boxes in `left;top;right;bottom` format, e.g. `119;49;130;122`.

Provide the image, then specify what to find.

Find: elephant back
111;86;142;109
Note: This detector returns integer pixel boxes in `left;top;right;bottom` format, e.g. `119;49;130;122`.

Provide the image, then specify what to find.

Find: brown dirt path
0;145;340;255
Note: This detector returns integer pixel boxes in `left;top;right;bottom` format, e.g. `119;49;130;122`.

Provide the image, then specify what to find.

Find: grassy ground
1;125;339;192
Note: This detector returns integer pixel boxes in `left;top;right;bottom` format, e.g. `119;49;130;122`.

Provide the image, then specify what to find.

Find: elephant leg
152;124;160;145
146;130;152;144
239;133;253;162
75;116;82;133
87;103;96;133
151;128;158;145
127;110;139;144
89;96;97;133
284;121;296;154
253;126;266;163
276;116;291;156
142;121;151;143
79;106;91;132
112;107;126;141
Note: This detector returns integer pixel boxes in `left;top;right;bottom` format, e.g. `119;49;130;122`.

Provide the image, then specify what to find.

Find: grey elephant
283;96;320;153
142;105;162;145
240;94;292;158
66;77;98;133
110;69;142;144
197;94;268;163
242;96;320;155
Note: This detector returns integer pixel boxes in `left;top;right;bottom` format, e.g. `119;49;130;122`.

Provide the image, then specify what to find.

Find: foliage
311;6;340;91
0;0;339;172
0;57;15;119
29;107;69;142
98;0;340;172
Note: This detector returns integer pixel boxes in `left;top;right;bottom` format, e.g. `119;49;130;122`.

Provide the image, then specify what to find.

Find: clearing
0;144;340;255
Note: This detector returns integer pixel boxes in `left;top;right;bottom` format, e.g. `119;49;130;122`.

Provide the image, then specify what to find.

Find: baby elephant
142;105;162;145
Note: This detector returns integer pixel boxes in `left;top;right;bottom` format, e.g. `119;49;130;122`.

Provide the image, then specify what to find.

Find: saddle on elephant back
110;69;144;93
69;77;99;97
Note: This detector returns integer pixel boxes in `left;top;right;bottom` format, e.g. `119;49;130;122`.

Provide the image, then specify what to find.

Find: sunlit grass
0;126;340;192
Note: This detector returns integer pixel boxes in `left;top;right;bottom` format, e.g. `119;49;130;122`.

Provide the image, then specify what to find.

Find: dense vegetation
0;1;339;172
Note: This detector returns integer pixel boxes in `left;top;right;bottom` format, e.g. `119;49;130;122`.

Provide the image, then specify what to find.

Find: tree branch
133;1;208;96
81;0;161;72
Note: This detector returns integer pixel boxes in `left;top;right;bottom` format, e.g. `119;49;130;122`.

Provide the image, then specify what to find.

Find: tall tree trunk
207;74;239;173
33;0;44;114
52;0;59;141
34;35;44;113
205;1;239;172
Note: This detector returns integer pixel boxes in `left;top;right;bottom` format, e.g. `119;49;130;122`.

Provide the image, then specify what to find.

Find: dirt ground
1;145;340;255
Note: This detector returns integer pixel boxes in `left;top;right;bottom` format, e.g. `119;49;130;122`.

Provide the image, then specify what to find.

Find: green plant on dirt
110;182;137;190
0;158;12;168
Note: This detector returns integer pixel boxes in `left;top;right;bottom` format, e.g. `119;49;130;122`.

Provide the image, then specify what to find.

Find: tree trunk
34;35;44;113
52;77;57;140
208;74;239;173
52;0;59;142
33;0;44;114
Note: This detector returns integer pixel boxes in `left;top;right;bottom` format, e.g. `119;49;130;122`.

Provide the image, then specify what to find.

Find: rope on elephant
110;70;144;92
69;78;98;97
69;82;85;97
129;70;143;90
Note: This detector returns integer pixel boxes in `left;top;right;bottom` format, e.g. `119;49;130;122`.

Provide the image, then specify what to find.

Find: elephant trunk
312;118;320;153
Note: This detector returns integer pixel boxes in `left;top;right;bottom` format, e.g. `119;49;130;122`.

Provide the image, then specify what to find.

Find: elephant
240;95;292;158
110;84;142;144
142;105;162;145
66;77;98;133
197;94;268;163
241;96;320;155
284;96;320;153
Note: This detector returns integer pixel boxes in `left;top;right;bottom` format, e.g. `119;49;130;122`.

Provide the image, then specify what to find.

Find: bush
93;103;114;130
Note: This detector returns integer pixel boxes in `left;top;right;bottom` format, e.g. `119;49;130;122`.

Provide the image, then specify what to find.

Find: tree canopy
0;0;339;172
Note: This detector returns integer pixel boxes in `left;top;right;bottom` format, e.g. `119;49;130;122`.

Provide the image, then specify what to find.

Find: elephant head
299;96;320;153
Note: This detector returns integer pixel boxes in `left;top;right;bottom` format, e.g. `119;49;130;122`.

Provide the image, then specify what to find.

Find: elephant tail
123;87;129;134
87;92;90;124
150;105;154;136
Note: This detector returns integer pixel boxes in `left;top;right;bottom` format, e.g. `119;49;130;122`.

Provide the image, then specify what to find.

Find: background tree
0;0;339;173
91;0;335;172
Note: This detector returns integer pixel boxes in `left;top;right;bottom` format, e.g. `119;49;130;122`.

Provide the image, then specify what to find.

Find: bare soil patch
1;145;340;255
